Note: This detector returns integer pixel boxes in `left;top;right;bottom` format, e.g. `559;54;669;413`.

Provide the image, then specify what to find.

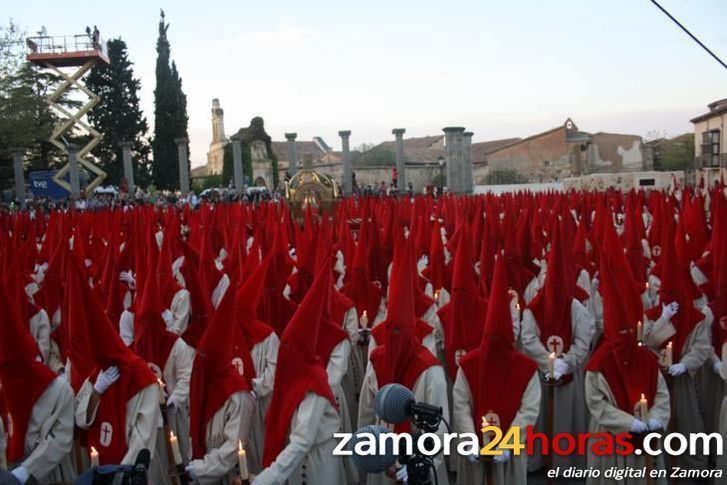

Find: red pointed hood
340;222;382;322
438;226;487;379
459;254;538;436
263;266;337;466
370;237;439;391
190;282;248;459
646;220;704;358
587;218;659;415
66;259;157;464
528;220;577;355
0;280;57;463
131;262;179;372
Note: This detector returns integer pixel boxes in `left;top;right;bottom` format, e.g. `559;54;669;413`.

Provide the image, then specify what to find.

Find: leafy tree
85;38;151;186
0;21;80;189
484;168;528;185
152;10;188;190
655;134;694;171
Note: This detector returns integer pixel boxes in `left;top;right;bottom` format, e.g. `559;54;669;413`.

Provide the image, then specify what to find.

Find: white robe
327;339;358;484
187;391;255;484
29;309;51;364
520;299;595;470
248;332;280;474
452;369;541;485
585;371;670;485
169;289;192;335
358;363;450;485
75;381;161;465
10;377;75;483
254;392;345;485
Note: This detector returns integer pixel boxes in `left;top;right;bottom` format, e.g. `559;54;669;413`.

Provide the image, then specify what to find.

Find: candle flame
91;446;98;453
667;341;673;348
362;310;367;318
481;416;488;428
238;440;244;453
641;393;646;400
549;352;556;359
170;431;176;440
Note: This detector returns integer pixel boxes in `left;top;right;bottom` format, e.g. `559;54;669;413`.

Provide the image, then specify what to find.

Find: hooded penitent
189;282;248;459
645;220;704;359
66;261;157;465
438;224;487;380
231;255;275;389
0;281;57;463
370;236;439;396
131;258;179;376
459;254;538;439
528;221;586;361
586;216;659;414
262;266;337;466
340;222;382;323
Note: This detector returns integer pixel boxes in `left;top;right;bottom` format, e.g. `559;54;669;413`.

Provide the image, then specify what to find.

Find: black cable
648;0;727;70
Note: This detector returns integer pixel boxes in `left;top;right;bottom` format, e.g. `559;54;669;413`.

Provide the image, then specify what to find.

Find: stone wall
484;126;583;183
587;133;646;173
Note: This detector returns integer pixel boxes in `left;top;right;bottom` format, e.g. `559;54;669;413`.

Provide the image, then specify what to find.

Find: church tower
206;98;229;175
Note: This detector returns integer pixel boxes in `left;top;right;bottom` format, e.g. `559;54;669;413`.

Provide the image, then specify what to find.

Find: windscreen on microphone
350;425;398;474
374;383;415;424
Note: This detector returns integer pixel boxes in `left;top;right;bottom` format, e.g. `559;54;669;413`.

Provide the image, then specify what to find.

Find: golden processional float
26;31;109;196
284;156;338;218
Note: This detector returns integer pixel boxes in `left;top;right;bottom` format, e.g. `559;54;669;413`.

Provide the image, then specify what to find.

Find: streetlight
437;155;445;195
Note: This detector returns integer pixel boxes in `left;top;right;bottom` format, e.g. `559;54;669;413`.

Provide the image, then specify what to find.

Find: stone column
175;137;190;194
339;130;352;196
231;138;244;193
11;148;25;204
463;131;474;194
119;141;135;194
67;144;81;200
392;128;406;190
443;127;466;193
285;133;298;176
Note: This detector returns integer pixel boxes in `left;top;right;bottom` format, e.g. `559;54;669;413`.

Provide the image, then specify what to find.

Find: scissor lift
26;33;110;193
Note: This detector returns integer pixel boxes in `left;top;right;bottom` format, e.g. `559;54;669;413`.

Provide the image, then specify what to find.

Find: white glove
660;302;679;321
250;390;257;400
553;358;570;380
93;366;120;394
395;465;408;482
185;461;201;480
630;419;649;434
119;270;136;288
492;449;511;464
84;258;93;268
713;361;723;375
167;395;180;411
669;363;687;376
648;418;664;431
417;255;428;275
162;309;174;326
11;466;30;484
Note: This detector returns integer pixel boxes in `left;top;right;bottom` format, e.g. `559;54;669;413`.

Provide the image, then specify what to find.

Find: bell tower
206;98;228;175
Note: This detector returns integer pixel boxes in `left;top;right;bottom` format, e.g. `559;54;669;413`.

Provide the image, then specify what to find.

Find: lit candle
636;321;643;342
481;417;491;447
360;311;369;329
238;440;249;480
90;446;100;467
639;393;649;420
433;290;440;305
157;378;167;405
548;352;556;380
665;342;673;367
170;432;183;465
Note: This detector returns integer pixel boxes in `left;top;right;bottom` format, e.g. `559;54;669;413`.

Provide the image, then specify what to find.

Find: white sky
7;0;727;167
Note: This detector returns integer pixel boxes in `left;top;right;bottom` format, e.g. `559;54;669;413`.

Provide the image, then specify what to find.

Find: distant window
701;130;720;167
639;178;655;187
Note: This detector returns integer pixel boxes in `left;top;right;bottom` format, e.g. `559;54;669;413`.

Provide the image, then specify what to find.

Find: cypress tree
152;10;187;190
